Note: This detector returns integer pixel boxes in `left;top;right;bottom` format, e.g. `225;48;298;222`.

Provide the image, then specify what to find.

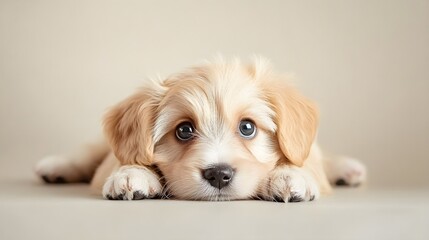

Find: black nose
202;164;234;189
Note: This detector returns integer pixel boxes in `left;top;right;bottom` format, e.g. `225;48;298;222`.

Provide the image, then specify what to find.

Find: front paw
261;165;320;202
102;166;162;200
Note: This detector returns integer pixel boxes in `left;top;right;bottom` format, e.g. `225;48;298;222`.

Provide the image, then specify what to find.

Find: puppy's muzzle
202;164;234;189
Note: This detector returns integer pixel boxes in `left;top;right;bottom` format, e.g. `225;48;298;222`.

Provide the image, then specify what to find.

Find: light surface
1;176;428;240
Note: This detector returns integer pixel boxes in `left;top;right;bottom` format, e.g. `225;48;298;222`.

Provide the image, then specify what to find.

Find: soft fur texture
35;57;367;202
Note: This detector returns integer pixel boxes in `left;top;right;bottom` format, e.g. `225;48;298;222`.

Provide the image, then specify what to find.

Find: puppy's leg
323;155;367;187
102;165;162;200
35;139;110;183
260;164;321;202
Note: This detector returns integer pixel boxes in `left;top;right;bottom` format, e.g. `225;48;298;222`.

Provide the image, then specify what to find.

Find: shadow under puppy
35;57;366;202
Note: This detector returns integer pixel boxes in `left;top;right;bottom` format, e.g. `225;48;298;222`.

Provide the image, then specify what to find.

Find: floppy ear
103;83;164;166
265;78;319;167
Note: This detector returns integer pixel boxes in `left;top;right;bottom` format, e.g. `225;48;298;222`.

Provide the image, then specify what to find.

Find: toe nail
55;176;66;183
273;195;285;202
335;179;348;186
288;194;304;202
41;175;51;183
133;191;147;200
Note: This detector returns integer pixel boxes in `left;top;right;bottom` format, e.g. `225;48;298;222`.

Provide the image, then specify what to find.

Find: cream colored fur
35;57;366;202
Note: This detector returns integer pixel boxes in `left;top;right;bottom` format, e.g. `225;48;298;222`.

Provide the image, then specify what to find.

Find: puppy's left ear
265;78;319;167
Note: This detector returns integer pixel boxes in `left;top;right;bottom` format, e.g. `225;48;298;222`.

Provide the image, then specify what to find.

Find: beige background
1;0;428;187
0;1;429;239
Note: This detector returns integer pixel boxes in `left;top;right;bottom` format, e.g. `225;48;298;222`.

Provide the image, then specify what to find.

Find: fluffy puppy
35;58;367;202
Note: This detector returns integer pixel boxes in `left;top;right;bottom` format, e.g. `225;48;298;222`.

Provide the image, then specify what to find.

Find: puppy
35;57;366;202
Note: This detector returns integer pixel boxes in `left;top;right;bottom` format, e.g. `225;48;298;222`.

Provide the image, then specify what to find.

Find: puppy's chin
194;188;242;201
157;160;273;201
166;182;252;201
174;185;240;201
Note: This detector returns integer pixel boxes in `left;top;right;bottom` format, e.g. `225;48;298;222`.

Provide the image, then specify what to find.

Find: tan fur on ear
103;82;165;166
264;78;319;167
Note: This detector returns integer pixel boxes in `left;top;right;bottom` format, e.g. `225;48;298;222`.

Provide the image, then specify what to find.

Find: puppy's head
104;58;318;200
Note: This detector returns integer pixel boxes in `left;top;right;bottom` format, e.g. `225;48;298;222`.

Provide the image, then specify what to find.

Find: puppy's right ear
103;81;165;166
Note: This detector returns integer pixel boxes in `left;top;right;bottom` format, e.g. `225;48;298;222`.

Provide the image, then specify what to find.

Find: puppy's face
152;64;281;200
104;59;318;200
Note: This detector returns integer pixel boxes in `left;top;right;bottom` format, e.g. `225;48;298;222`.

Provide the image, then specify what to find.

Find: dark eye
239;120;256;139
175;122;195;141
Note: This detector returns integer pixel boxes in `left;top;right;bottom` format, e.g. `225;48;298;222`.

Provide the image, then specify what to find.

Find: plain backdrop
1;1;429;240
1;0;428;189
